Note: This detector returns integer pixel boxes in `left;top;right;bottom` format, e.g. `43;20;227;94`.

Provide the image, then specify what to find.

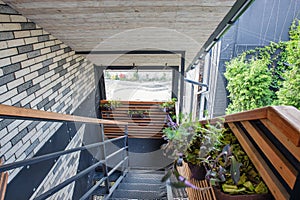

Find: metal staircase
108;170;167;200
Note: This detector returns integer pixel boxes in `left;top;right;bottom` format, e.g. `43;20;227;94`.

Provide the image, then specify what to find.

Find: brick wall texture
30;125;85;200
0;1;95;195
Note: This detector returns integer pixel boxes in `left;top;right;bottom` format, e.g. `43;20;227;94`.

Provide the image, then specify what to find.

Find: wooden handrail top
200;106;300;146
199;106;268;124
0;104;127;126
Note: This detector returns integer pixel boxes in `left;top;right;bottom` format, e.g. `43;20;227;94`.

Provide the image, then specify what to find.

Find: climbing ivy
224;19;299;114
277;20;300;109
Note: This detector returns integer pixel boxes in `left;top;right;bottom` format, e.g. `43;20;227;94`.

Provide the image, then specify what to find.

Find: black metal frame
0;106;129;200
187;0;254;71
78;50;186;116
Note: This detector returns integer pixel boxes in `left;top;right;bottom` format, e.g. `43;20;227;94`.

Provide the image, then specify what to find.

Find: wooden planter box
200;106;300;200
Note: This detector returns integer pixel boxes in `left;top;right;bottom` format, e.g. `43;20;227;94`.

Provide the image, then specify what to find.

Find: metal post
190;84;194;115
100;124;110;194
171;68;179;100
179;52;185;122
124;125;129;170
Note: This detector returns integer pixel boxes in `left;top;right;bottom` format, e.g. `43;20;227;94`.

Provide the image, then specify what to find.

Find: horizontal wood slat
241;121;297;189
177;161;216;200
200;107;268;125
228;122;289;200
267;106;300;147
202;106;300;147
261;119;300;162
100;101;168;139
0;104;127;125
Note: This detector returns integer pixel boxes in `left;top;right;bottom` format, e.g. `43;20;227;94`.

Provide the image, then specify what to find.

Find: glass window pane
104;70;172;101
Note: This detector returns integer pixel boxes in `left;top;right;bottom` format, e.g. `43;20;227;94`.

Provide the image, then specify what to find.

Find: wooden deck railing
100;100;169;139
201;106;300;200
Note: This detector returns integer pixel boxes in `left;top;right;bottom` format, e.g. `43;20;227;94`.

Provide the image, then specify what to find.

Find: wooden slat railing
100;100;169;139
201;106;300;200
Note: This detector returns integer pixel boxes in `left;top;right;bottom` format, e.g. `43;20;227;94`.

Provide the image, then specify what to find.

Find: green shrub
225;19;299;113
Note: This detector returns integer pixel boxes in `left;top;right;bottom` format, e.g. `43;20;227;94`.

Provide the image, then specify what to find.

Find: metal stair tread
123;176;162;184
126;173;164;179
117;182;165;191
128;169;165;174
111;189;166;199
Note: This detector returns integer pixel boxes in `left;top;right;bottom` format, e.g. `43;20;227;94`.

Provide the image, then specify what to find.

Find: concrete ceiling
4;0;239;68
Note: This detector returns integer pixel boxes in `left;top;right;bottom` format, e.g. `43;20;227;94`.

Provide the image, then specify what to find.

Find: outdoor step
117;182;165;191
93;171;121;182
128;169;165;175
123;176;162;184
111;189;167;199
126;172;164;180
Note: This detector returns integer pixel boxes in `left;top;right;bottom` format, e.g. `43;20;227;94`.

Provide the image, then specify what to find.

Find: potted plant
100;100;122;111
162;116;272;199
128;110;147;119
161;116;224;180
161;98;177;121
203;131;272;199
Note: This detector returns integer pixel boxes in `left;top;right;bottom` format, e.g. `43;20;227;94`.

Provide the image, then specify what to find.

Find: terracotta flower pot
213;187;274;200
187;162;206;181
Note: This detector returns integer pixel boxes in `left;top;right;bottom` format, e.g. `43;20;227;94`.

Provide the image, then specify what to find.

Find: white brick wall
0;2;95;189
30;125;85;200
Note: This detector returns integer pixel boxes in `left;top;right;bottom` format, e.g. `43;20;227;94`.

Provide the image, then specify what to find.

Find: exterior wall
30;124;85;200
199;0;300;118
198;42;221;120
0;0;95;190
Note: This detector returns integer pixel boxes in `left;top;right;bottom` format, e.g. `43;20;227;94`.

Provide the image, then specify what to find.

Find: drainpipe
184;78;208;116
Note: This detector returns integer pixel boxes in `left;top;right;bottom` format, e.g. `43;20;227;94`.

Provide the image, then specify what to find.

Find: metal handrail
0;104;129;200
0;136;125;173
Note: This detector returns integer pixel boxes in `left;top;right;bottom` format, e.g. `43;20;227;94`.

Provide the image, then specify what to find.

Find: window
104;70;172;101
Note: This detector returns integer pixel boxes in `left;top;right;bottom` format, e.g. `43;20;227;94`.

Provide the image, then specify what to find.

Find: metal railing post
100;124;110;194
124;125;129;173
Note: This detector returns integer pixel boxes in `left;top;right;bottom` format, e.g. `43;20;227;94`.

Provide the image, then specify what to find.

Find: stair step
126;172;164;180
117;182;165;191
128;169;165;175
123;176;162;184
111;189;167;199
93;171;121;182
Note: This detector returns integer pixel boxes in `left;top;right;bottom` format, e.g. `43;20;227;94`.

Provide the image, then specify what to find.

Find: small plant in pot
128;110;146;118
161;116;224;181
204;131;272;199
100;100;122;111
184;120;225;180
161;98;177;121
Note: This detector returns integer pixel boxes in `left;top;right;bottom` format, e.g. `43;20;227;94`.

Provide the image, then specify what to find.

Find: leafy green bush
224;19;299;113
